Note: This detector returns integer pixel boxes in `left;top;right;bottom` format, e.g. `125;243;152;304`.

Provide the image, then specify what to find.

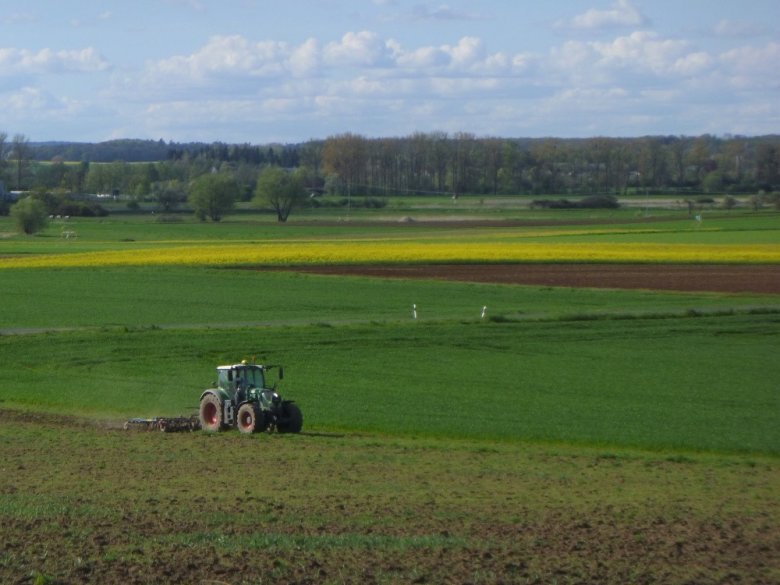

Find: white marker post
413;304;417;320
481;306;487;320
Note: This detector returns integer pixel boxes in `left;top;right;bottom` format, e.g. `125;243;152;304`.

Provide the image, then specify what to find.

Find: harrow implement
124;416;201;433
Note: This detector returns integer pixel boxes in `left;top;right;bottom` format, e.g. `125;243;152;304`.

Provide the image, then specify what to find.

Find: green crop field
2;265;777;328
2;312;778;453
1;206;778;584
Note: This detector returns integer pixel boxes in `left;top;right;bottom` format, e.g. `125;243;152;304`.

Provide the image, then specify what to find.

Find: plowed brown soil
1;409;778;585
285;264;780;293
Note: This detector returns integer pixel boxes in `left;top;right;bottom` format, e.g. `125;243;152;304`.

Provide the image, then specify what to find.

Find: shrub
579;195;619;209
10;196;49;235
363;197;387;209
532;195;619;209
189;173;239;222
532;198;572;209
254;166;307;222
330;197;387;209
56;202;109;217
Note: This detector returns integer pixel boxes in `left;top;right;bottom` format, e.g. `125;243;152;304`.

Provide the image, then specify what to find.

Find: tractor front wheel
199;394;225;432
277;402;303;433
237;403;265;434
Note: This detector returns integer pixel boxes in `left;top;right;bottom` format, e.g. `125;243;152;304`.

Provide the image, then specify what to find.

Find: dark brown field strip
272;264;780;294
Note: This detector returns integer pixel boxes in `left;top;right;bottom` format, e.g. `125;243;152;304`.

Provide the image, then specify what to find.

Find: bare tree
322;133;367;211
11;134;31;190
0;131;8;179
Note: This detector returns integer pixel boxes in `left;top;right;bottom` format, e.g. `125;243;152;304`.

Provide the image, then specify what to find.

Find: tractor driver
236;371;248;403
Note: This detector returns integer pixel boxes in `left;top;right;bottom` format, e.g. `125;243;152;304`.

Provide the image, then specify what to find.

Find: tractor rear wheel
237;403;265;434
199;394;225;432
277;402;303;433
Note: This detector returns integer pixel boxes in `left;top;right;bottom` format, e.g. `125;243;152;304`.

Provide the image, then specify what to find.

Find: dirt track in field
284;264;780;294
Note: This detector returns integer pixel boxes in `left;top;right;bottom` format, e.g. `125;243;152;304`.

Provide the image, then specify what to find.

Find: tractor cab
217;364;266;397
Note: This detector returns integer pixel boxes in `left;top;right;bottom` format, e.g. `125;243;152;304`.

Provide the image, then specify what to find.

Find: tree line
0;131;310;226
2;131;779;223
28;138;302;166
319;132;780;198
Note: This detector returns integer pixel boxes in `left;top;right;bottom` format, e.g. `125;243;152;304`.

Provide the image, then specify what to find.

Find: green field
1;209;779;452
2;311;778;453
1;206;778;584
3;202;780;254
2;264;776;326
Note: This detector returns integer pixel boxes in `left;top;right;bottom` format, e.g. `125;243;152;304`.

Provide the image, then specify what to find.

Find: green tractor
198;361;303;434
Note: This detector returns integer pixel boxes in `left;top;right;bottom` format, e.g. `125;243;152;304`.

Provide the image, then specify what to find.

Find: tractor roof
217;363;264;370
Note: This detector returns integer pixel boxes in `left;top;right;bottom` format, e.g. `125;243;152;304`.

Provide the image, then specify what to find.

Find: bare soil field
288;264;780;294
1;409;778;585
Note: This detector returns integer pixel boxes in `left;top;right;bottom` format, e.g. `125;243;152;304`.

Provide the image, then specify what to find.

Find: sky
0;0;778;143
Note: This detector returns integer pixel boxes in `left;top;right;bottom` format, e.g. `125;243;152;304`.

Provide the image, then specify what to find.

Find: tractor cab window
218;369;230;390
236;367;264;389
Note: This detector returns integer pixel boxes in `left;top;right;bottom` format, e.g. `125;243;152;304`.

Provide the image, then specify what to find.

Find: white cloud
323;31;392;67
395;44;450;68
393;36;488;70
592;32;687;72
0;47;108;74
348;76;396;96
550;31;714;82
287;38;320;77
2;86;53;111
447;36;485;68
670;52;713;76
30;23;776;142
427;76;501;96
313;94;345;112
561;0;648;30
393;36;530;76
261;97;298;113
0;86;93;128
149;35;291;83
550;86;630;107
137;31;531;101
720;41;780;89
129;29;723;133
550;40;592;70
720;41;780;75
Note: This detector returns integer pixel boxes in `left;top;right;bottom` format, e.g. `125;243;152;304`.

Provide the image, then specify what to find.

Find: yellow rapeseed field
1;240;779;269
